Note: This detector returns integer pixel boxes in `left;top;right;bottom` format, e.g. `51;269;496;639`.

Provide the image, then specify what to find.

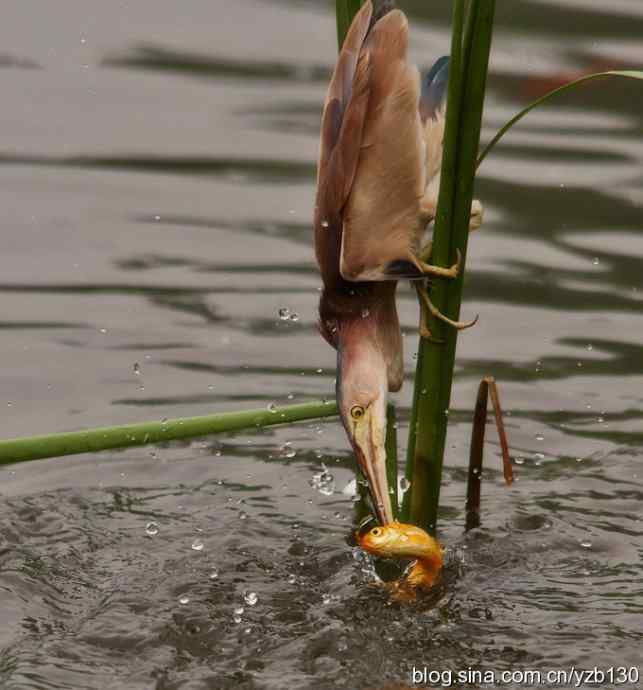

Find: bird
314;1;481;524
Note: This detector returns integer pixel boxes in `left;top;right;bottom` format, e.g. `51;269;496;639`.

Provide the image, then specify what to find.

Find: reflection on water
0;0;642;688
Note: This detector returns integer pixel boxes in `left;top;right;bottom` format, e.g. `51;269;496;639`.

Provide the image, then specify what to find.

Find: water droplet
99;328;107;334
316;368;323;374
586;343;593;352
239;511;248;520
278;307;291;320
361;308;370;319
279;442;296;459
287;574;297;584
133;362;141;375
592;257;600;266
178;594;190;605
209;568;219;580
575;457;583;463
596;416;604;424
244;591;258;606
322;593;332;605
191;538;204;551
399;477;411;493
310;464;335;496
289;312;300;322
514;457;525;465
580;539;592;549
535;434;544;441
287;392;294;400
267;403;277;413
321;219;329;228
145;521;159;536
533;452;545;466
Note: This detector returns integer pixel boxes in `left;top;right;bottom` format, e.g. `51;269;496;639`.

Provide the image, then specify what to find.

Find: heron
314;1;483;524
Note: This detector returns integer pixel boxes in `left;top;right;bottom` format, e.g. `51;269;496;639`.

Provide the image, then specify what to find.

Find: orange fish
357;521;443;599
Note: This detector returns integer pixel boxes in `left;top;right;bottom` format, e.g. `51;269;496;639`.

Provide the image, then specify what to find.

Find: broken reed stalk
404;0;496;531
0;401;338;466
465;377;513;531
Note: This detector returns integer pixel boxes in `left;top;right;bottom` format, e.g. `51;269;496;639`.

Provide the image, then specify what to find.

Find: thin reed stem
407;0;496;531
0;401;338;466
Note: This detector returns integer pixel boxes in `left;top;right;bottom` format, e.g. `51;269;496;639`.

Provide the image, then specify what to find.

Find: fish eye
350;405;365;420
370;527;382;537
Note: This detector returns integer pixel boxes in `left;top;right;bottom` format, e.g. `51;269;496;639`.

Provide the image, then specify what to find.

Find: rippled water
1;1;642;688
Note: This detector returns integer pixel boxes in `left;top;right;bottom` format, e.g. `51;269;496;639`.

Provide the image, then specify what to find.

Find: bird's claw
415;248;461;280
417;283;478;332
419;324;445;344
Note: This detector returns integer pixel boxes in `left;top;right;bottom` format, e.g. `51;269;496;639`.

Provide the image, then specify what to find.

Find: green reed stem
0;401;338;466
386;403;399;518
336;0;365;48
406;0;495;531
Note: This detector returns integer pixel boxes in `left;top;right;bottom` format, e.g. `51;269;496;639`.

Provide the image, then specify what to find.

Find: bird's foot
418;198;483;231
417;288;445;343
416;283;478;331
414;248;461;280
470;199;483;231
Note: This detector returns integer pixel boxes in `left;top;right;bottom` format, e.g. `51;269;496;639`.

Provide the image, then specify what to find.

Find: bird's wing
420;56;449;212
339;10;427;282
317;0;373;191
419;56;449;123
315;1;372;288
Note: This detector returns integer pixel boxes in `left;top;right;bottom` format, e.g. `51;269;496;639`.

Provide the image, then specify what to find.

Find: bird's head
333;315;394;525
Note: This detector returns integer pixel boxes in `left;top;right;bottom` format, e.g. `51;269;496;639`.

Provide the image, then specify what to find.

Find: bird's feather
317;1;372;183
419;55;449;122
315;1;372;289
339;9;427;282
419;57;449;224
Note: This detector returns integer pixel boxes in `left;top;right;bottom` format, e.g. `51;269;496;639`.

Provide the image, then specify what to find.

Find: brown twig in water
465;376;512;531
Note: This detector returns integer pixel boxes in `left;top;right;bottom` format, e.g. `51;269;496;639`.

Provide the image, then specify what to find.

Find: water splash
145;522;159;536
310;464;335;496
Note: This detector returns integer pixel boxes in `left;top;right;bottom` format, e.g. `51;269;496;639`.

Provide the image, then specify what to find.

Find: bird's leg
416;283;478;331
411;249;461;280
419;195;484;232
418;240;433;263
465;376;513;532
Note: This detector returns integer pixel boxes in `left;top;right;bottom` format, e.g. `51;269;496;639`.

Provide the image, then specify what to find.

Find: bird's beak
350;400;394;525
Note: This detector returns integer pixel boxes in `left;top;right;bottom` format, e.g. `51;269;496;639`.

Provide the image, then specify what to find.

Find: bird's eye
350;405;365;420
370;528;382;537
